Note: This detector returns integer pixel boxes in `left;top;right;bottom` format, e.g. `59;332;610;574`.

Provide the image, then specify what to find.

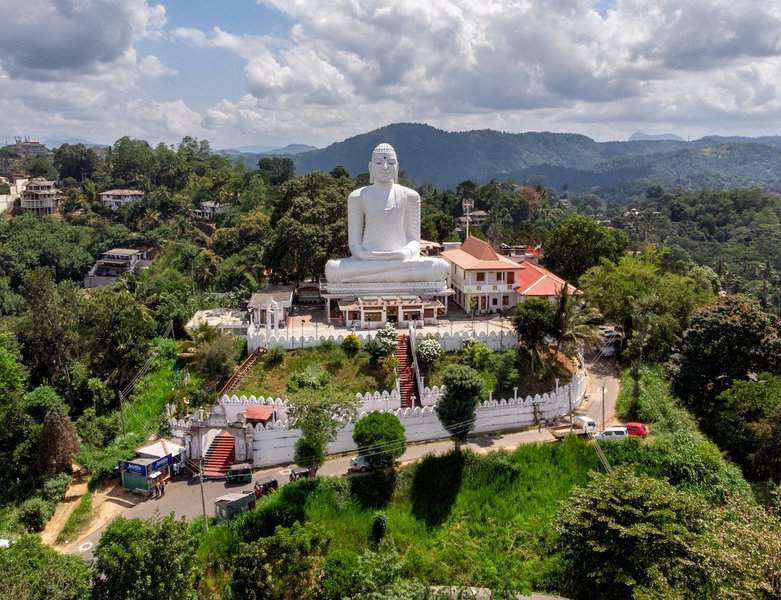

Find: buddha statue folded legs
325;256;449;284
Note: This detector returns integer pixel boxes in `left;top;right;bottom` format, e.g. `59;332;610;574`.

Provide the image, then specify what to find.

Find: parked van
596;426;628;441
575;416;598;435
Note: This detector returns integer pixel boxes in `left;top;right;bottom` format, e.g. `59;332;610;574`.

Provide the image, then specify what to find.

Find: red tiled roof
442;237;520;270
514;262;581;297
244;405;275;421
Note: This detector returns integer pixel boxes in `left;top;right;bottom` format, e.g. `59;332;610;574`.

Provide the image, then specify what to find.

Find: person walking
152;480;159;499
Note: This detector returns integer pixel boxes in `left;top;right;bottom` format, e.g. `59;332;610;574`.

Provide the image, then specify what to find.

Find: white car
596;426;628;441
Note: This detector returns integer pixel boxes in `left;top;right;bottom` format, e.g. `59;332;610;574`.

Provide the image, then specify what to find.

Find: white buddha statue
325;143;449;284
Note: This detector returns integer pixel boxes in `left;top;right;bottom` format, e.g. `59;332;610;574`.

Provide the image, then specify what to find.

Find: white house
19;178;60;216
99;189;144;210
194;200;226;221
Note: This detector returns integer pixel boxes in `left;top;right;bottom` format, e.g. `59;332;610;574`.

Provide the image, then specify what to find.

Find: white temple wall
247;329;518;354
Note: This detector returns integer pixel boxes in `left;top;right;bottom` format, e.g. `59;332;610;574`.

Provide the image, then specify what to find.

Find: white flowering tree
416;337;442;372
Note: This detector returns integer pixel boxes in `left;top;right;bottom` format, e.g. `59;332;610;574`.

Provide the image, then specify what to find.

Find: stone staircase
202;431;235;479
218;347;266;397
396;334;414;408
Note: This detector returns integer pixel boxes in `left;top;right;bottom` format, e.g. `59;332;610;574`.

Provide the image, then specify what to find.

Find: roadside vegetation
55;492;93;544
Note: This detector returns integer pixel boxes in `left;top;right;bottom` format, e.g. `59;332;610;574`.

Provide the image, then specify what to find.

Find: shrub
436;365;483;449
19;497;54;532
265;345;285;367
341;334;361;356
288;365;331;391
416;337;441;367
380;355;399;388
354;412;406;469
463;339;491;370
42;473;72;504
371;512;387;544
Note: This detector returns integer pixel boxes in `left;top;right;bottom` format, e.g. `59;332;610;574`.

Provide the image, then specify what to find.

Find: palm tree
552;285;598;358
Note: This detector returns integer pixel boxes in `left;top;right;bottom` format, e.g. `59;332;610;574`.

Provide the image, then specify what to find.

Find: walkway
67;356;620;561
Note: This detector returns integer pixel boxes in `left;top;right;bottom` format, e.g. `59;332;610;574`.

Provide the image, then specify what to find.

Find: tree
288;389;359;476
24;155;58;179
0;534;91;600
353;412;406;469
53;143;98;181
258;156;296;186
294;434;327;476
38;405;79;474
231;523;328;600
0;342;25;399
190;334;238;382
543;215;629;283
752;402;781;483
93;516;198;600
555;467;709;599
415;337;442;371
670;295;781;418
552;285;597;357
513;297;555;375
712;374;781;477
435;365;483;450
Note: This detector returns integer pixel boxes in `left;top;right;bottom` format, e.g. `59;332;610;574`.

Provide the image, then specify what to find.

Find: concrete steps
202;431;235;479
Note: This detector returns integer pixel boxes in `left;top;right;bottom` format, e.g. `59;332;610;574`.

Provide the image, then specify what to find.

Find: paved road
69;357;620;560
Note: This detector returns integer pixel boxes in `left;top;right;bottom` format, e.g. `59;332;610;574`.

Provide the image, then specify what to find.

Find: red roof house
514;261;580;298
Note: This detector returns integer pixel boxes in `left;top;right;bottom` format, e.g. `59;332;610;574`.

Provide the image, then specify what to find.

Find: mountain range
285;123;781;198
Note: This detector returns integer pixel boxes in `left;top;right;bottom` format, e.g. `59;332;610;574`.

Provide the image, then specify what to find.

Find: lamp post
199;457;208;533
602;385;606;432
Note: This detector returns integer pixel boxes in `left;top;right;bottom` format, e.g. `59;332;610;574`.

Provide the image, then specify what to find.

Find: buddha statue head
368;143;398;184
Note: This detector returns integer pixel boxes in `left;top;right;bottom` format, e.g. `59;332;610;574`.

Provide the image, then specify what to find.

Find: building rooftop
249;286;295;308
99;189;144;196
514;261;580;297
103;248;142;256
441;236;520;270
186;308;247;330
137;438;184;459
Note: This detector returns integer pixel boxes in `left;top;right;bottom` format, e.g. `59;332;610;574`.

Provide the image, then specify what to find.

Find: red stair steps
396;335;414;408
202;431;235;479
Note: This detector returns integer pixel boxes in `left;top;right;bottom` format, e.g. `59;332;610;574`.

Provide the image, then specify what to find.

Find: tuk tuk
225;463;252;485
254;477;279;498
289;467;311;482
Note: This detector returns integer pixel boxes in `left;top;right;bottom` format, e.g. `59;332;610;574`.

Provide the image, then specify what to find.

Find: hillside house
513;261;581;301
83;248;143;288
193;200;226;221
19;178;60;216
99;189;144;210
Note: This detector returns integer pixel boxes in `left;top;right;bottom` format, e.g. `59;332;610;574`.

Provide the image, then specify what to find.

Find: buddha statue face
368;143;398;184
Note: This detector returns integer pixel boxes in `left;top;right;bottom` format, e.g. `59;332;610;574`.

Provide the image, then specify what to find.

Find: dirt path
41;475;89;546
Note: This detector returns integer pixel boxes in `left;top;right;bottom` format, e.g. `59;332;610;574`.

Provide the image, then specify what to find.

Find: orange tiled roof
514;262;581;297
442;237;520;270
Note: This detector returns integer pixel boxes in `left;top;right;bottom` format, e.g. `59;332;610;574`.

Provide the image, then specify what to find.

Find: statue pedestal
319;279;453;329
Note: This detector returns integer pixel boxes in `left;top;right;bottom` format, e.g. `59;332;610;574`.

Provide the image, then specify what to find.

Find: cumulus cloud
188;0;781;142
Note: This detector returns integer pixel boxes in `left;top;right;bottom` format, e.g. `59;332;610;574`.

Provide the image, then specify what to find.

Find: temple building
442;237;522;314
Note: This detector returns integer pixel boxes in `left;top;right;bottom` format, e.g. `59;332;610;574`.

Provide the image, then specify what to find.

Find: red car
625;422;648;438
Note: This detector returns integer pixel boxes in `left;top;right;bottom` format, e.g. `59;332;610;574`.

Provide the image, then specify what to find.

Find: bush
265;345;285;367
19;497;54;532
42;473;72;504
371;512;387;544
416;337;441;367
353;412;406;469
463;339;491;370
341;334;361;356
288;365;331;391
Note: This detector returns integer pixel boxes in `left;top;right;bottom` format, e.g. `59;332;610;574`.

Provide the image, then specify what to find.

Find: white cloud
189;0;781;143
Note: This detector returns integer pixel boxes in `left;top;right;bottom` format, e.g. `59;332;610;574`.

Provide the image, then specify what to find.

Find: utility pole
118;390;126;436
462;198;474;239
602;385;606;432
199;457;208;533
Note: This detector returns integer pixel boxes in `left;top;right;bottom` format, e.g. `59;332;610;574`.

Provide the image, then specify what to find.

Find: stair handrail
407;322;425;406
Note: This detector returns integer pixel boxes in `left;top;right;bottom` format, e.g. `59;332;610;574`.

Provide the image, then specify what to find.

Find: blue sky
1;1;781;149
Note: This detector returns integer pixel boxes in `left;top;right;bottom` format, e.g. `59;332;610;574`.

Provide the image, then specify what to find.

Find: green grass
231;344;386;399
0;504;22;538
200;439;601;593
55;493;92;544
616;364;699;436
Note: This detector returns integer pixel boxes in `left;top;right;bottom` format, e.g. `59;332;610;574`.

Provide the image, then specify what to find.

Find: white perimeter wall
206;372;584;467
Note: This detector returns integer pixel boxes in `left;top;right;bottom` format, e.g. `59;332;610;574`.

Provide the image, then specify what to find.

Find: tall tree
258;156;295;186
53;143;98;181
435;365;483;451
38;405;79;474
543;215;629;283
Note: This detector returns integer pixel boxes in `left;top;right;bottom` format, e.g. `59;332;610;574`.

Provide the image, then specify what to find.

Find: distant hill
45;137;109;149
292;123;781;198
630;132;684;142
264;143;317;155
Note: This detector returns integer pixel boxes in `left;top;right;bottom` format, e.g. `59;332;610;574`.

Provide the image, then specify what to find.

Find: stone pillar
326;298;331;323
